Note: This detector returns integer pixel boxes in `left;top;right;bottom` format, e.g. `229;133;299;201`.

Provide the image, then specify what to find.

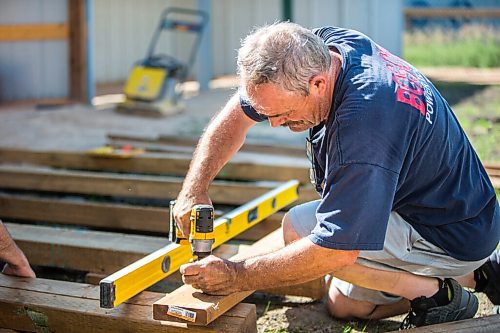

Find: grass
436;83;500;163
404;24;500;164
404;25;500;68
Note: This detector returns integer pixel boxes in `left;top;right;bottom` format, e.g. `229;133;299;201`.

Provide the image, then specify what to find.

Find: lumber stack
0;135;497;332
0;274;257;333
0;140;323;332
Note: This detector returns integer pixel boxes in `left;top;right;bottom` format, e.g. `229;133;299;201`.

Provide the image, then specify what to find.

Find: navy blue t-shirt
240;26;499;261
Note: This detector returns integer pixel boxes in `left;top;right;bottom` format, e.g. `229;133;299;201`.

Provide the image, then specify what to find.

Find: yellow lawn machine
116;7;208;116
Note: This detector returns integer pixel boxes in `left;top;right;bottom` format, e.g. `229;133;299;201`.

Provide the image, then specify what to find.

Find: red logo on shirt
379;48;434;124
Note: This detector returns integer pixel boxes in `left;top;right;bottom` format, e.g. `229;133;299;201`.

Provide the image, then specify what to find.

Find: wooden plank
389;315;500;333
153;229;325;325
7;222;249;275
0;275;256;333
2;148;493;189
0;98;72;108
0;164;317;205
6;222;164;275
486;168;500;177
0;148;310;183
0;24;69;41
8;221;322;299
404;8;500;19
68;0;87;103
485;162;500;171
108;133;306;157
0;193;285;240
0;193;167;233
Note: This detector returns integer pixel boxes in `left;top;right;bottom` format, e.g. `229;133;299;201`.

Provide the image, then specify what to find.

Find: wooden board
0;193;284;241
107;133;306;157
6;222;248;275
0;24;68;41
8;222;320;299
0;164;317;205
153;229;325;325
0;193;167;233
0;148;310;183
389;315;500;333
6;222;165;275
1;148;496;191
0;275;256;333
404;8;500;19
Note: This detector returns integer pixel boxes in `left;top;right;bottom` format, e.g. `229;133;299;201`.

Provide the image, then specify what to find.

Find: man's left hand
180;255;241;295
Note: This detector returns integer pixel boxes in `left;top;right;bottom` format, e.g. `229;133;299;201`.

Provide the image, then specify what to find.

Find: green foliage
404;25;500;68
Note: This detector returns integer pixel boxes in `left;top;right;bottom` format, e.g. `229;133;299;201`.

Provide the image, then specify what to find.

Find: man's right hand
172;194;212;238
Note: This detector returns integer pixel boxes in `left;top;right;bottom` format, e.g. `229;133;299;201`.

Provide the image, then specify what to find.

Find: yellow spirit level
100;180;299;308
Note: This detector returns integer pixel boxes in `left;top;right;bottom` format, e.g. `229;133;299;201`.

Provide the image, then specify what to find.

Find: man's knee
326;285;376;320
281;212;301;245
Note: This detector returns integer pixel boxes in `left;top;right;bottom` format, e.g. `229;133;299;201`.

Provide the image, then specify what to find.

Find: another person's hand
0;220;36;278
2;261;35;278
173;193;212;238
180;255;240;295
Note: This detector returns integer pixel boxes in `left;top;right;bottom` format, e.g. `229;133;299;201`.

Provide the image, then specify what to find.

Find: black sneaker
474;248;500;305
399;278;478;329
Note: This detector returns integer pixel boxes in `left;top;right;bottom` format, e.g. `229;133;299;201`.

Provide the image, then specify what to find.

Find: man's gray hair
237;22;331;96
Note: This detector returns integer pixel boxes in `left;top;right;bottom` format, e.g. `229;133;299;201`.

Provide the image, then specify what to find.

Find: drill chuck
191;239;215;259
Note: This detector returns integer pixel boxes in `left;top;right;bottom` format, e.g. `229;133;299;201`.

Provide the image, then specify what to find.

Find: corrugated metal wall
93;0;199;83
93;0;403;84
0;0;68;102
293;0;403;57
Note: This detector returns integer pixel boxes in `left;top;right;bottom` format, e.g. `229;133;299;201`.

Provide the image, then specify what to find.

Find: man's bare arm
181;237;359;294
0;220;35;278
173;92;257;236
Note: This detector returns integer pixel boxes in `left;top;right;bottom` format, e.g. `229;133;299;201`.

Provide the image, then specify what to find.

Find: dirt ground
0;74;498;332
253;293;495;333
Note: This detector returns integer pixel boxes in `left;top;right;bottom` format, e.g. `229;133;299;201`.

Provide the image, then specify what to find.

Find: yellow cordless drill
169;200;215;259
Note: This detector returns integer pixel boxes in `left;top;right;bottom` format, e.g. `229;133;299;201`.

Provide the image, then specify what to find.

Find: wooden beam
153;229;325;325
0;193;167;233
6;222;248;275
0;164;317;205
388;315;500;333
404;8;500;19
6;222;164;275
0;275;257;333
8;221;322;299
68;0;87;103
0;193;284;240
107;133;305;157
0;148;310;183
0;24;68;41
3;148;492;190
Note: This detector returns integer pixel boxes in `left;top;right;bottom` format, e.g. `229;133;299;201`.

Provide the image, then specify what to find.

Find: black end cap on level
99;281;116;309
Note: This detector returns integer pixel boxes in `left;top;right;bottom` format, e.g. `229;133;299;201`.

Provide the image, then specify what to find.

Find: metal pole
86;0;95;103
282;0;293;21
196;0;212;92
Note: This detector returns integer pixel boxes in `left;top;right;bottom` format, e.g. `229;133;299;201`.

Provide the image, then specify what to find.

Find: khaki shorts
289;200;488;305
